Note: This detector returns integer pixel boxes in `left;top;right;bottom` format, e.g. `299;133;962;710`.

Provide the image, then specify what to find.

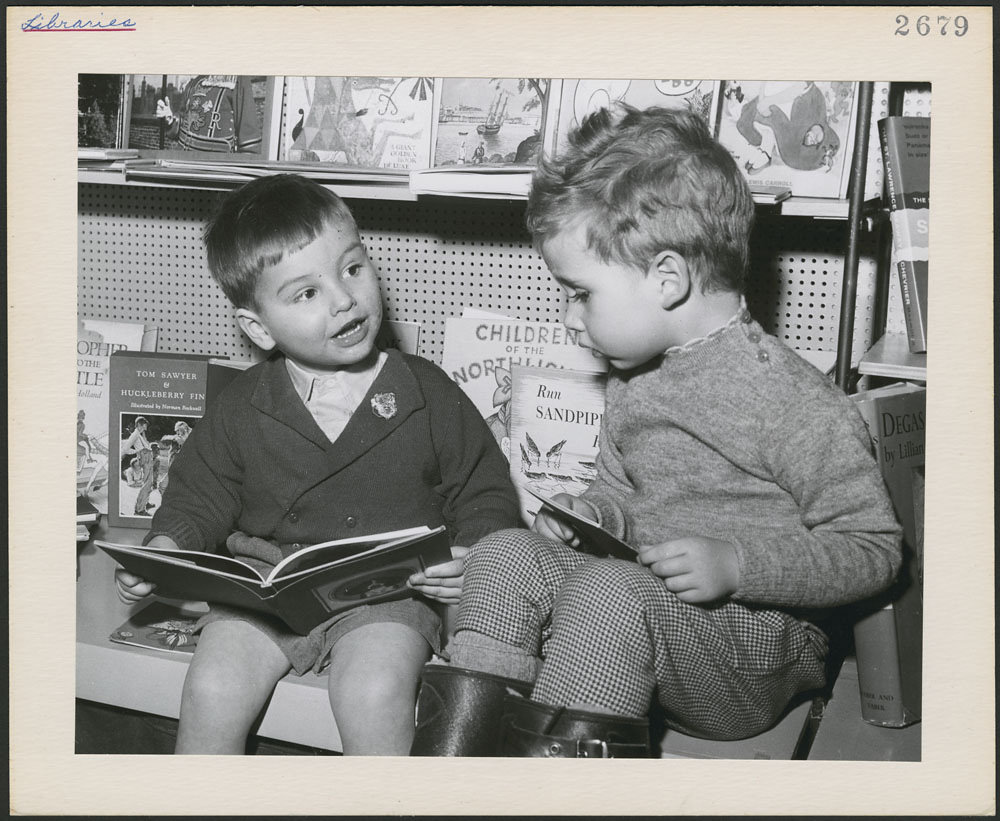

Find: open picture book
525;489;636;562
96;525;451;635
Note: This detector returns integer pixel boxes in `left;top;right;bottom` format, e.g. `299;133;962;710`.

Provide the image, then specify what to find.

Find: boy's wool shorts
196;597;443;676
457;528;828;740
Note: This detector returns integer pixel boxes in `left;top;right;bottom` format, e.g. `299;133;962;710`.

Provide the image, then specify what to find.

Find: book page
266;525;434;582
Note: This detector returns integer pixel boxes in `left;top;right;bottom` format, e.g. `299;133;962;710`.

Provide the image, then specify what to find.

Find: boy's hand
637;536;740;604
114;569;157;604
113;534;178;604
408;545;469;605
531;493;597;547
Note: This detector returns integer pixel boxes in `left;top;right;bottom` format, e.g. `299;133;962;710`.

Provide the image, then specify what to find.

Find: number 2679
896;14;969;36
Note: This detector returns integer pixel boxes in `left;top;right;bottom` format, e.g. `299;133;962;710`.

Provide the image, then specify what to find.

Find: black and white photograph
8;4;994;817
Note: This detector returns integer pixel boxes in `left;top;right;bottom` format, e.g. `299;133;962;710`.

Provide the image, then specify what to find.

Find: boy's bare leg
326;622;431;755
175;619;292;754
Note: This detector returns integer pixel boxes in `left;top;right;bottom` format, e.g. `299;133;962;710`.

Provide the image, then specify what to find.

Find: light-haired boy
410;105;903;757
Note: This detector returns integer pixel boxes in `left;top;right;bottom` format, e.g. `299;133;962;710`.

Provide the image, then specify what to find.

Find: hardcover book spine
879;116;930;353
852;604;915;727
850;385;925;727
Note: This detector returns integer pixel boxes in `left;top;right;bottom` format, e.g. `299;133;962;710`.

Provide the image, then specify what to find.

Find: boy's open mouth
332;318;366;340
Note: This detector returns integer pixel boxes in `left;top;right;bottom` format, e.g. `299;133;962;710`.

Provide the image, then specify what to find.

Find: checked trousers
455;528;828;740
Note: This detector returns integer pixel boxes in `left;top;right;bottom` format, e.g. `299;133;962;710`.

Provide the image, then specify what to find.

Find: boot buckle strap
575;738;610;758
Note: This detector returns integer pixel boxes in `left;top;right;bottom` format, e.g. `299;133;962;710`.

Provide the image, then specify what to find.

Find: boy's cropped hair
527;104;756;293
204;174;356;309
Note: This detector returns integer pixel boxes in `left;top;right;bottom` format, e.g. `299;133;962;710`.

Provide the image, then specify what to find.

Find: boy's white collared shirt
285;352;387;444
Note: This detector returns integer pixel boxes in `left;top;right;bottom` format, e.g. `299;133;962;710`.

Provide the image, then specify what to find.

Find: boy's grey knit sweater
582;306;903;610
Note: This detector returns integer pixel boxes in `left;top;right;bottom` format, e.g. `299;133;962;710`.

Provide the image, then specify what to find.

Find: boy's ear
647;250;691;310
235;308;277;352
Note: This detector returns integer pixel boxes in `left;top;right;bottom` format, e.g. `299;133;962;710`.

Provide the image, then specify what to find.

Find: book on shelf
748;184;792;205
878;115;930;353
107;351;250;528
525;489;635;562
545;79;721;158
96;525;451;635
109;600;204;655
78;318;158;514
440;315;607;453
508;364;607;526
409;165;534;197
376;319;421;356
279;76;436;171
76;497;100;543
77;497;99;523
433;77;551;169
850;381;925;728
716;81;859;199
78;74;130;151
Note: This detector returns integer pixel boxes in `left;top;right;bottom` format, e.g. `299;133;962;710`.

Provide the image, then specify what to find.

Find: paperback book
440;315;607;452
526;489;635;562
77;317;157;514
97;525;451;635
716;80;859;199
879;115;930;353
107;351;249;527
109;600;204;655
280;76;436;171
508;364;607;525
850;381;925;728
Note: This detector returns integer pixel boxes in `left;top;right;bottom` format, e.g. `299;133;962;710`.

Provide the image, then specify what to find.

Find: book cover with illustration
107;352;247;527
125;75;280;160
77;318;157;514
109;600;204;655
508;364;607;526
547;79;721;158
433;77;550;168
716;81;859;199
97;525;451;635
280;76;436;171
441;315;607;454
850;381;925;729
879;115;930;353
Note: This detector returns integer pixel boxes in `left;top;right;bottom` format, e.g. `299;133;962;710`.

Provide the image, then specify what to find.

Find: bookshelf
859;332;927;380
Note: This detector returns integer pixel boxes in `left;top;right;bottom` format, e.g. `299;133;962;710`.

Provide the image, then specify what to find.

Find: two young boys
118;103;902;758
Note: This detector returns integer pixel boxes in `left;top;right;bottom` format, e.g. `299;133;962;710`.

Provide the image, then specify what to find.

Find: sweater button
287;511;299;523
757;349;770;362
345;516;357;528
748;330;762;343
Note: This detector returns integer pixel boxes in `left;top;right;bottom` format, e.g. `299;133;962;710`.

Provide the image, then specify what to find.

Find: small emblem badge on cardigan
370;392;397;420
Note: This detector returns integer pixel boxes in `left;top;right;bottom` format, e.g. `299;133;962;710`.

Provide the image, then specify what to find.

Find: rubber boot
499;694;650;758
409;664;532;756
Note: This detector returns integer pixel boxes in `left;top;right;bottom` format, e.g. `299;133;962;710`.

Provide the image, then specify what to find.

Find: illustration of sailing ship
477;91;509;136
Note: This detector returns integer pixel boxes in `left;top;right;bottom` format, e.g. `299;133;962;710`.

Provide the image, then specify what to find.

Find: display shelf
78;166;418;201
858;332;927;380
78;168;885;216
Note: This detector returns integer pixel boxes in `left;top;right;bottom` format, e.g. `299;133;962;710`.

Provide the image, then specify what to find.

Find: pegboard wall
78;184;882;366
